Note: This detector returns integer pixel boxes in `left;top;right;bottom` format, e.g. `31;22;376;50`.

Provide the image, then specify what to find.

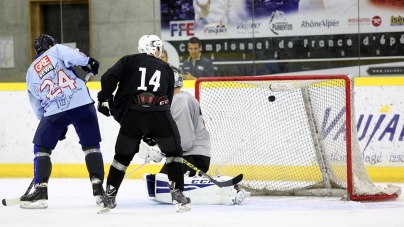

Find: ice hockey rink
1;179;403;227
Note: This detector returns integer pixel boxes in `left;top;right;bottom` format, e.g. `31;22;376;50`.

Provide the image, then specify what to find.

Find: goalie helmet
173;70;183;88
138;35;163;58
34;34;57;55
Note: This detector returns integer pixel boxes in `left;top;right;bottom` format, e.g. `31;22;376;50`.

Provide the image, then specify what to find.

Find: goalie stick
153;148;243;187
150;148;244;188
182;159;243;187
2;179;34;207
124;162;147;178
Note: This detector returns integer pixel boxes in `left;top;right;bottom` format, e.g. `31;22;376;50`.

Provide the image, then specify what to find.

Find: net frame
195;74;400;201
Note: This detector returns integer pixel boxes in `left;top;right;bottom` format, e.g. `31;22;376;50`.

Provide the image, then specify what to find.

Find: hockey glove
79;65;93;74
97;101;111;117
87;57;100;75
59;127;68;141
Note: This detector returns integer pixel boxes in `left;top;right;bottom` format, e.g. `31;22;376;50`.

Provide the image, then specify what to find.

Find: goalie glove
143;135;156;146
137;140;164;163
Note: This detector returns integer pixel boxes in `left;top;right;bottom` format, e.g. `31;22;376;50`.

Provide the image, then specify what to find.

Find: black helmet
34;34;57;54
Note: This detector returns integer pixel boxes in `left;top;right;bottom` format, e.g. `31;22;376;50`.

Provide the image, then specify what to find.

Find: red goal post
195;74;401;201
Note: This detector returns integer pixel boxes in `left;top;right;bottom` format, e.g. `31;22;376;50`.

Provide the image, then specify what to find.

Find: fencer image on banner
160;0;404;77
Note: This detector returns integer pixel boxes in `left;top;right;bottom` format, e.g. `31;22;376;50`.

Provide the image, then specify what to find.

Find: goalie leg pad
142;173;157;202
152;173;248;205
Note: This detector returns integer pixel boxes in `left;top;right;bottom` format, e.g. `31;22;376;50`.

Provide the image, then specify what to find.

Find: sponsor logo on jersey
203;22;228;35
33;55;54;78
170;20;195;37
390;15;404;26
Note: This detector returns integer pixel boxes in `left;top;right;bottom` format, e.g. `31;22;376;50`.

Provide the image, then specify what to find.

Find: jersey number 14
137;67;161;92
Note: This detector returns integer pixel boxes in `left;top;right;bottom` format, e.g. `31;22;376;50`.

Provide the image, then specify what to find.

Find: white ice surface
1;179;403;227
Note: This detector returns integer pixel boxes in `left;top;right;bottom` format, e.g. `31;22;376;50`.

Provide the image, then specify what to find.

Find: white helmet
173;70;183;88
138;35;163;58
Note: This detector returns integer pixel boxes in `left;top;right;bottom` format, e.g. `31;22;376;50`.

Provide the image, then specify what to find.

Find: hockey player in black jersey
97;35;190;213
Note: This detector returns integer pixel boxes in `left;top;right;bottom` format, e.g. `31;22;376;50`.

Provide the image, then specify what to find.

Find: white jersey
171;91;211;157
26;44;94;120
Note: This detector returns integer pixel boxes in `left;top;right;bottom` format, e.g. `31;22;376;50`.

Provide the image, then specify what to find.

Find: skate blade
174;203;191;213
97;207;111;214
19;200;48;209
94;195;102;205
97;202;112;214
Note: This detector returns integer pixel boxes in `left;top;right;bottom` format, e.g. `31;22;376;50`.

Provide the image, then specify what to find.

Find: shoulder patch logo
34;55;54;78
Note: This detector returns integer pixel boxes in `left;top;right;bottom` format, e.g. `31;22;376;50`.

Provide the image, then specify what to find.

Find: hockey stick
84;72;94;83
2;179;34;206
124;162;148;178
79;64;94;84
182;159;243;187
155;148;243;188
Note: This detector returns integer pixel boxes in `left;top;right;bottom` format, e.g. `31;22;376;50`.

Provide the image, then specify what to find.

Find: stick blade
213;174;244;187
2;198;20;206
231;174;243;185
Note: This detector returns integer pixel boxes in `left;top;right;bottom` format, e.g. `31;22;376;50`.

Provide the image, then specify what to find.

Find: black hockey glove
59;127;68;141
97;101;111;117
143;135;157;146
87;57;100;75
79;65;93;74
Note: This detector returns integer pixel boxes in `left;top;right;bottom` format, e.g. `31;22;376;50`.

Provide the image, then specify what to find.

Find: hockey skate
20;183;48;209
233;185;251;205
91;178;105;205
97;185;117;214
168;181;191;212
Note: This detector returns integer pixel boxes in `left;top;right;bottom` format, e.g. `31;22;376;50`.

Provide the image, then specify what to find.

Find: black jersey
98;53;175;123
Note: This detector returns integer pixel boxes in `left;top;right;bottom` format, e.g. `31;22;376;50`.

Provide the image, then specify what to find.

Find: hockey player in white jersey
21;34;105;209
139;71;250;205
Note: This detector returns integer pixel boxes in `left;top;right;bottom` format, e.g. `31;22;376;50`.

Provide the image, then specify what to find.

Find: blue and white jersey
26;44;94;120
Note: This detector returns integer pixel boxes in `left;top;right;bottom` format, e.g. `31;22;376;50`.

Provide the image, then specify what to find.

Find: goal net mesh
197;74;401;200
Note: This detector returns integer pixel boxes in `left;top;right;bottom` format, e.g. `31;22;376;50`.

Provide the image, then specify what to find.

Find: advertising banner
160;0;404;77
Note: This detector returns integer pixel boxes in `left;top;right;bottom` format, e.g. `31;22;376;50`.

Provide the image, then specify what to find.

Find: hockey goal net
195;74;401;201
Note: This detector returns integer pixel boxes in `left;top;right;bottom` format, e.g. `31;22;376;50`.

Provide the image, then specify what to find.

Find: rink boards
0;77;403;182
